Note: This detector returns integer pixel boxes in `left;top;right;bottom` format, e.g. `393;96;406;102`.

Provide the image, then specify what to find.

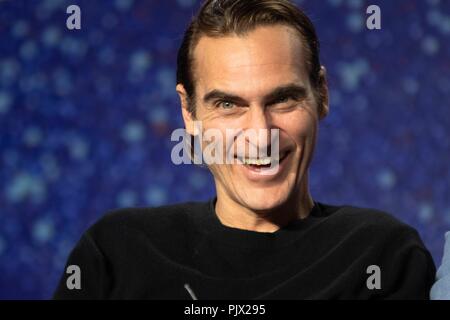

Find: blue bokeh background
0;0;449;299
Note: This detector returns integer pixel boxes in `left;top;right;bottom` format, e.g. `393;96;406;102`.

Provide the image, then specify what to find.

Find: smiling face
177;25;328;222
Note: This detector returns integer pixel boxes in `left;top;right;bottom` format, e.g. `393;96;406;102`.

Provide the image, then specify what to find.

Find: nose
247;105;270;131
244;105;273;155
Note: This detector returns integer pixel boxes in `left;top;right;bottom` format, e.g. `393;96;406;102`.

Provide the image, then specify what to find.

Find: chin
238;185;291;213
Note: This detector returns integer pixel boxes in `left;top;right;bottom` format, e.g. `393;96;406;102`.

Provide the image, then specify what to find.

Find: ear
317;66;329;120
176;84;197;136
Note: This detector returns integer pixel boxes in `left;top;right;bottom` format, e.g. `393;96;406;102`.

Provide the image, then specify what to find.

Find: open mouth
236;150;290;170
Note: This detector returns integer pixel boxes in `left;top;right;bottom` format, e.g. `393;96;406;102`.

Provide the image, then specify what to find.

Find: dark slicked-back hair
176;0;325;116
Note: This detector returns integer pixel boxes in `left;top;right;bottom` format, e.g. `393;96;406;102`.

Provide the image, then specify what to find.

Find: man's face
181;25;323;213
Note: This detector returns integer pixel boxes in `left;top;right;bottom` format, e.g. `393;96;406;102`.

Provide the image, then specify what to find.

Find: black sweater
53;199;436;299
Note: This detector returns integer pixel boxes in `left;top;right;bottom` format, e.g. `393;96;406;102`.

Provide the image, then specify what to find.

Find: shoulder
318;202;422;243
94;201;209;226
85;201;211;244
316;202;434;277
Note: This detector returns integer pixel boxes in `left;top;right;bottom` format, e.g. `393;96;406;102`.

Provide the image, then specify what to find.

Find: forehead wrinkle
194;26;305;66
224;62;303;69
193;25;311;99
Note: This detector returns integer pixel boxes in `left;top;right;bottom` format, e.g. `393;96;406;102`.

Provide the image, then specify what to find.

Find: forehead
192;25;309;94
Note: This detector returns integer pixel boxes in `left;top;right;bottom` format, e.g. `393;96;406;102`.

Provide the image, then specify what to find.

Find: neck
215;174;314;233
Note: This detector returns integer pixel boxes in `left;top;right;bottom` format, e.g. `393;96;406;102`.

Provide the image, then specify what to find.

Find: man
54;0;435;299
431;232;450;299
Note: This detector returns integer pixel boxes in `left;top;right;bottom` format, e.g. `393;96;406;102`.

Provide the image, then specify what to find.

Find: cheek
199;116;242;152
278;112;317;144
198;123;236;167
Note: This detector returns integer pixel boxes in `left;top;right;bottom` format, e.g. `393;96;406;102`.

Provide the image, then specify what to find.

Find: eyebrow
202;83;307;106
264;84;307;104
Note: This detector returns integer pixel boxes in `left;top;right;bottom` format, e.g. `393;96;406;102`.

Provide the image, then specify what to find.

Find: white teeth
235;151;287;167
237;151;286;166
241;157;274;165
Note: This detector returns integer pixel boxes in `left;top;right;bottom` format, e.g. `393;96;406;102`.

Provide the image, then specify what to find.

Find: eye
217;101;235;109
274;96;290;104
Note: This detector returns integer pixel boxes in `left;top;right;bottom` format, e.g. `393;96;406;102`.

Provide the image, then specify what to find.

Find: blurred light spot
427;9;442;26
19;41;37;60
6;173;47;204
0;236;5;255
52;68;73;96
0;58;20;85
130;50;152;71
418;203;434;223
23;126;43;147
40;154;60;181
346;13;364;33
189;171;208;190
0;91;12;114
376;169;397;189
431;10;450;34
117;190;137;207
149;106;169;124
427;0;440;6
328;0;343;6
129;50;152;81
36;0;66;20
145;186;167;206
32;219;55;244
157;68;175;97
41;26;61;47
422;36;440;55
402;77;419;95
122;121;146;143
97;47;116;65
68;137;89;160
11;20;29;38
444;208;450;226
347;0;363;9
42;0;66;12
177;0;196;8
115;0;134;11
329;89;342;106
60;37;88;59
441;19;450;35
338;59;370;91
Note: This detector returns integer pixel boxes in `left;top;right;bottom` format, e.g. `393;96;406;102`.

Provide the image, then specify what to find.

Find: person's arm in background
377;227;436;300
430;232;450;300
